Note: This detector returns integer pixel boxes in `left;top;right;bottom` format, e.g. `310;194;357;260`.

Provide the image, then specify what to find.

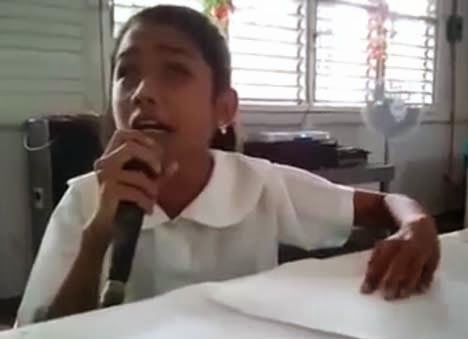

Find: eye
164;62;192;78
115;63;138;81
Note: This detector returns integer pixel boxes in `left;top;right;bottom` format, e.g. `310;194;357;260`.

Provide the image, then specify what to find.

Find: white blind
314;0;437;107
113;0;307;107
112;0;202;36
230;0;307;106
0;0;90;124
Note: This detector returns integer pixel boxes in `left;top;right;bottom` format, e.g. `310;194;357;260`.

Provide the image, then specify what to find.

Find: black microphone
100;159;153;308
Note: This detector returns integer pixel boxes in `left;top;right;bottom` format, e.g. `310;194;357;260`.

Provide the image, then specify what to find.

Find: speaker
24;115;103;258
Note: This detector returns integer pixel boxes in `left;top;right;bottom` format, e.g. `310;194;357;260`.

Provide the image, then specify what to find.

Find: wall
0;0;106;298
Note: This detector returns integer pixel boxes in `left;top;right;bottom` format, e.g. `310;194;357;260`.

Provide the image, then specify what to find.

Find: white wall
0;0;107;298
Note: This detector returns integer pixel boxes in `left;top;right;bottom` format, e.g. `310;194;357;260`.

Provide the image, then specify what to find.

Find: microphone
100;159;153;308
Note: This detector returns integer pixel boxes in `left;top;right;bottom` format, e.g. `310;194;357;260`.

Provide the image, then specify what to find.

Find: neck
157;150;214;219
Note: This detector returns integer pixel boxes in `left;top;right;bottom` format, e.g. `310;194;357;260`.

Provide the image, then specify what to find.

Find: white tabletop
2;231;467;339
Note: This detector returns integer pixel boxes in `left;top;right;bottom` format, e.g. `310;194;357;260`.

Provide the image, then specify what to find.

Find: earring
219;125;227;135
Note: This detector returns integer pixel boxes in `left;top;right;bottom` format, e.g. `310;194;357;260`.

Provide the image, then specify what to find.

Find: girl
17;5;439;325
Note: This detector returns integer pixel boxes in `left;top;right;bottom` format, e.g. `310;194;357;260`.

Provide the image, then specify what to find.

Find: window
112;0;202;36
111;0;438;109
229;0;307;106
314;0;437;107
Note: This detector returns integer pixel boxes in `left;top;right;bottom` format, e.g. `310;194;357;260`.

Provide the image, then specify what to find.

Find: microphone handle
109;202;145;281
100;202;145;308
100;158;154;308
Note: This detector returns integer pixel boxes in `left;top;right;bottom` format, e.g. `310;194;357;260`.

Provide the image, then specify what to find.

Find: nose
131;78;157;109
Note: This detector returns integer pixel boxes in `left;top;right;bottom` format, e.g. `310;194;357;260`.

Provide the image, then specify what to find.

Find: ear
214;88;239;128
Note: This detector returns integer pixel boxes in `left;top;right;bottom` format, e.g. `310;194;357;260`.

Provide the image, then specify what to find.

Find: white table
2;231;467;339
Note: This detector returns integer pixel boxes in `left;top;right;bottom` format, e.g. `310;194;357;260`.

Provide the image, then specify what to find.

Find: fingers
417;251;439;292
376;241;437;300
105;129;155;154
117;184;154;214
361;240;400;294
402;258;425;298
103;181;155;215
95;141;164;177
361;220;440;301
380;249;415;300
117;170;159;200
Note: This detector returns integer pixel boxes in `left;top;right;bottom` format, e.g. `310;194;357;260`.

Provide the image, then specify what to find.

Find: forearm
45;227;108;321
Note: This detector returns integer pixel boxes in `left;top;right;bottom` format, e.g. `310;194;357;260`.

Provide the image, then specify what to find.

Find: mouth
132;120;175;134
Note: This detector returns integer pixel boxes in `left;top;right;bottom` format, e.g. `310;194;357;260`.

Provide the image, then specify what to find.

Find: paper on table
210;250;468;339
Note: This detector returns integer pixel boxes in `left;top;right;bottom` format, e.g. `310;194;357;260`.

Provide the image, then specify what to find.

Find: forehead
116;22;204;62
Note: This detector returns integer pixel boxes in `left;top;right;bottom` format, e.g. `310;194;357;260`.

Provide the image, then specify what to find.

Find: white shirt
17;150;354;325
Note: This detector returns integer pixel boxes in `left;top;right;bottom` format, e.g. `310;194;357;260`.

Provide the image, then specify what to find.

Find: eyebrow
116;44;195;60
116;47;137;60
154;43;195;58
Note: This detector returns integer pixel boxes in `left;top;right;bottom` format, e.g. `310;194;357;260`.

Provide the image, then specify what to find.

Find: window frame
108;0;447;118
241;0;446;117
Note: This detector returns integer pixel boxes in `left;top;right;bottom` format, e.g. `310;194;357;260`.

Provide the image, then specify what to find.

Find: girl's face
112;21;235;161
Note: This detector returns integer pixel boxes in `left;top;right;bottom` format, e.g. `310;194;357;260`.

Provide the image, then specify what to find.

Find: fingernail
361;282;372;294
400;288;410;298
385;288;397;300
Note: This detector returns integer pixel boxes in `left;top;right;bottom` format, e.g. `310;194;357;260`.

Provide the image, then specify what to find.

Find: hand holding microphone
88;129;176;307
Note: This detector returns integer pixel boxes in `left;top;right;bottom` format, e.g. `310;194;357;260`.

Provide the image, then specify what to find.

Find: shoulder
67;171;99;196
273;163;337;188
65;171;100;217
43;172;100;235
213;150;282;196
213;151;344;194
213;150;274;174
273;163;355;212
198;151;276;226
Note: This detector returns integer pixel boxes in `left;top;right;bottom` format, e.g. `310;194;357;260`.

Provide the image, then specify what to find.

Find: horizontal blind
314;0;437;107
229;0;307;106
112;0;202;36
0;0;88;123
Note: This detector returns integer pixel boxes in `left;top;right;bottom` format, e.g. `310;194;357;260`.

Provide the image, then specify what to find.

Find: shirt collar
177;150;268;228
67;150;268;230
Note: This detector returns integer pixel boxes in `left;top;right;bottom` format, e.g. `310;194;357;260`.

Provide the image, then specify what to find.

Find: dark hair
112;5;231;97
105;5;236;150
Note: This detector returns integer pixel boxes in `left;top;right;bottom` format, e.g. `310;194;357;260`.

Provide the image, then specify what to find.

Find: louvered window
314;0;437;107
229;0;307;106
0;0;90;122
112;0;438;109
112;0;202;36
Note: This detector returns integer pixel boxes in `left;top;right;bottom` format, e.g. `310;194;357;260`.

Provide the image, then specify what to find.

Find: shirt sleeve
275;164;355;251
16;185;86;326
